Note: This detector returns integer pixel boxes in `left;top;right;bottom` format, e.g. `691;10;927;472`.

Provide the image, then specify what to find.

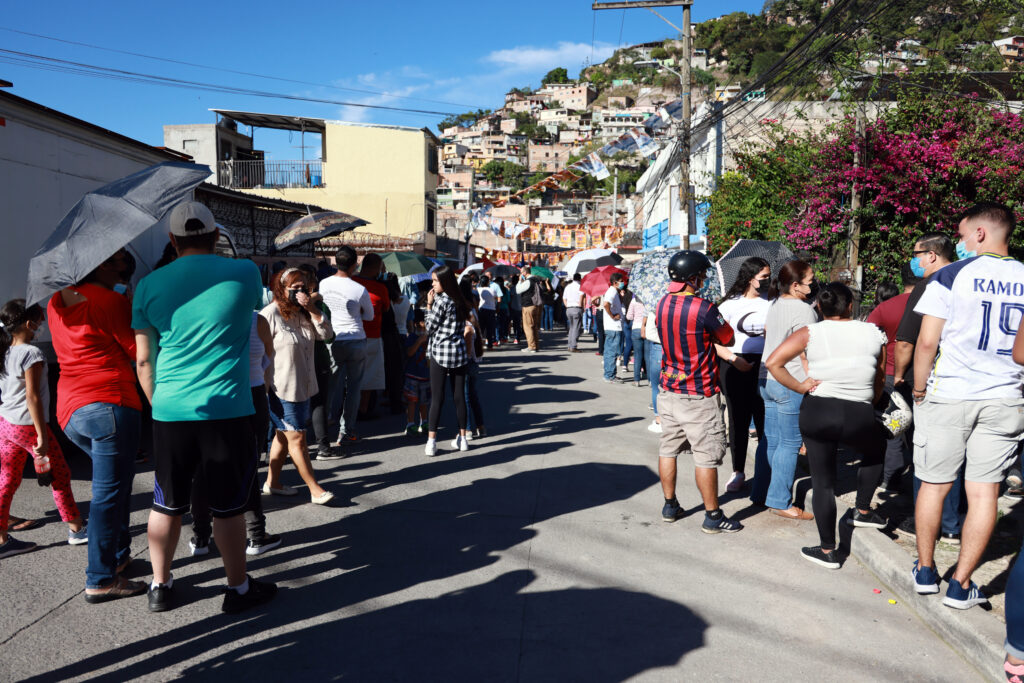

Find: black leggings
798;393;886;549
718;355;765;472
428;359;467;433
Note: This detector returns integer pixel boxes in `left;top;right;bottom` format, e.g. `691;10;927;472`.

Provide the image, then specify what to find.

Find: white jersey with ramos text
914;253;1024;400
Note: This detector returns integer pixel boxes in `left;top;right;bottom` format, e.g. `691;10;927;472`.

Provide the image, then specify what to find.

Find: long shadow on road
24;462;690;681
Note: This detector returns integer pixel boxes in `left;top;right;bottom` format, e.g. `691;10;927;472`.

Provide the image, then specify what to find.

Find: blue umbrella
26;161;211;305
630;248;720;309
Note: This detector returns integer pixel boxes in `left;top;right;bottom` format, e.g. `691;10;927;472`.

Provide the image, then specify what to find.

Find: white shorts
361;337;385;391
913;396;1024;484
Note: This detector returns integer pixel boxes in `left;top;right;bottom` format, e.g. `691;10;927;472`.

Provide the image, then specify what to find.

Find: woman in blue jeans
757;260;817;519
641;310;663;433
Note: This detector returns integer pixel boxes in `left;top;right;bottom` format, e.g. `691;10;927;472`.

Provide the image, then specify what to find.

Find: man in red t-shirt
352;253;391;417
654;251;741;534
866;265;919;490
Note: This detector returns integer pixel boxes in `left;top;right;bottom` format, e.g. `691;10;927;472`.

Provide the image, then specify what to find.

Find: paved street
1;331;984;682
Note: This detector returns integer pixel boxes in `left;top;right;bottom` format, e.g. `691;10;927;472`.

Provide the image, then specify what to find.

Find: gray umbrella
715;240;795;296
26;162;211;304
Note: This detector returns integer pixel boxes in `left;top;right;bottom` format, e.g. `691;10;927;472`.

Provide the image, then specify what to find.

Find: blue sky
1;1;762;160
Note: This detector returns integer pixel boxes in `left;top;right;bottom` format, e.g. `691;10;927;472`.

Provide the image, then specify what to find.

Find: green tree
437;108;491;132
481;160;527;190
541;67;570;86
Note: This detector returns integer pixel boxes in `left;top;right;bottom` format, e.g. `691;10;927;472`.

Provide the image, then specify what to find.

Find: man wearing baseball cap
655;250;742;534
132;201;276;614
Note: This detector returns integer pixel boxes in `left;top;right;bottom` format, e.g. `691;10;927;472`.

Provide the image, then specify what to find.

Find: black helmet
668;250;711;283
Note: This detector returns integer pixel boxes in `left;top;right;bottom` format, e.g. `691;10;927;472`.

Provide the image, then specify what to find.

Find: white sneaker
464;431;474;441
521;347;532;353
450;435;469;451
425;439;437;456
647;420;663;434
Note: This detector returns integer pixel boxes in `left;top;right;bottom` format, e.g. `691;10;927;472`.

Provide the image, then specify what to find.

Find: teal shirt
132;254;262;422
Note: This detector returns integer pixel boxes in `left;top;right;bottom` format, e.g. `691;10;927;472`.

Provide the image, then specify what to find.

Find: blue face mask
909;257;926;278
113;283;129;296
955;241;977;260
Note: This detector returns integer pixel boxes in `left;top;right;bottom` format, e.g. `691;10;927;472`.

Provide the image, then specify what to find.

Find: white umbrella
561;248;623;277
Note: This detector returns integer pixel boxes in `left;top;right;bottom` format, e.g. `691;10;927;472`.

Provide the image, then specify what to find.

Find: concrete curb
845;519;1006;682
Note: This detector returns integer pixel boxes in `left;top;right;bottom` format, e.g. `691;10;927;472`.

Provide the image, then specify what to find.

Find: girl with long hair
460;277;487;439
0;300;85;560
758;259;818;519
715;257;771;495
261;268;335;505
424;266;471;455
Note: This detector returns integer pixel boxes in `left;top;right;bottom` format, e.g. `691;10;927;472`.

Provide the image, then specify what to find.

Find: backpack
527;278;545;307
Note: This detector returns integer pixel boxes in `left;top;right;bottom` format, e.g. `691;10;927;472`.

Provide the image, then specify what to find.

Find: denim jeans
1007;538;1024;659
62;403;140;589
912;470;966;535
329;338;367;438
603;330;622;380
464;361;484;431
621;319;634;366
541;305;554;330
760;378;804;510
631;330;645;382
646;341;663;414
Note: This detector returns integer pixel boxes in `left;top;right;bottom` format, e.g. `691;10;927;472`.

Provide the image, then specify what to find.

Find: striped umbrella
273;211;369;251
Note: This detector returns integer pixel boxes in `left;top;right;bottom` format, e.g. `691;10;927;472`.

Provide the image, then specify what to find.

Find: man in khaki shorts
911;201;1024;609
654;251;741;534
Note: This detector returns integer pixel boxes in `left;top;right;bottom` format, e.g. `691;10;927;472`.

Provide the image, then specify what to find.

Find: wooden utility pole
593;0;693;239
848;109;864;278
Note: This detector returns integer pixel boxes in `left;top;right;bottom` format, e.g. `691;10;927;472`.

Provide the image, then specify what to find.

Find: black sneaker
222;575;278;614
701;513;742;534
315;446;344;461
897;517;916;536
940;532;961;546
188;536;210;557
801;546;840;569
847;509;887;529
148;583;175;612
246;533;283;556
661;499;684;523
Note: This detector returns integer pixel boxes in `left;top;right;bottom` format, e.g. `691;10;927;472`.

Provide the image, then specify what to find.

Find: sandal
9;516;43;531
84;576;147;604
772;507;814;520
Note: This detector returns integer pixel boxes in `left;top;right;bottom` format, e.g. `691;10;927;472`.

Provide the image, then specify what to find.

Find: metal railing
218;160;324;189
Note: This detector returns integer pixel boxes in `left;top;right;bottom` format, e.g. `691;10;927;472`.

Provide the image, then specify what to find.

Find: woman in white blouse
260;268;335;505
766;282;888;570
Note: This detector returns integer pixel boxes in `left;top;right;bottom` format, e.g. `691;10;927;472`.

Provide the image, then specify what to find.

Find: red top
47;284;142;427
353;277;391;339
866;292;910;377
655;292;734;397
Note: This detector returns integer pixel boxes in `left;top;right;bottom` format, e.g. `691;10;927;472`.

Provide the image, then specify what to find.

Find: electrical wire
0;48;461;117
0;26;487;110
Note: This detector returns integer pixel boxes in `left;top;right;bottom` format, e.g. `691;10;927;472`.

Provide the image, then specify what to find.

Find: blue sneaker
0;536;37;559
701;512;742;534
661;499;684;523
68;525;88;546
912;560;940;594
942;580;988;610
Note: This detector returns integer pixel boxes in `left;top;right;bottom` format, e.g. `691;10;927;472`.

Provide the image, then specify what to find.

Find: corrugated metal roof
211;109;326;133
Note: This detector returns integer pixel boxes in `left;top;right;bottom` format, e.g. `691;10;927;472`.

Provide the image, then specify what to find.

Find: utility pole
848;109;864;282
593;0;693;240
612;167;618;229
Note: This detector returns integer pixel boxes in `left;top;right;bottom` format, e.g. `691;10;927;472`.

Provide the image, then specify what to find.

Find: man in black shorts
133;201;276;613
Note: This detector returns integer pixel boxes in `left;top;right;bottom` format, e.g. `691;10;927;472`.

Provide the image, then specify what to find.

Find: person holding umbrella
655;251;742;534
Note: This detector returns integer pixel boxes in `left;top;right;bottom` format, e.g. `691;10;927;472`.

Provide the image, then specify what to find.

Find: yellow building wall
243;122;437;238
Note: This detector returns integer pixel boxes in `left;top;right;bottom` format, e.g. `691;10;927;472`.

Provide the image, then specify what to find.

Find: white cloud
484;41;617;75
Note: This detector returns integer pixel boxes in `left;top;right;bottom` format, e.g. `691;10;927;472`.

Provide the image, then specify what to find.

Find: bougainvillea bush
705;94;1024;294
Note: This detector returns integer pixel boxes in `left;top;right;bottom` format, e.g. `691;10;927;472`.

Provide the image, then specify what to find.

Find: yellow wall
243;122;437;238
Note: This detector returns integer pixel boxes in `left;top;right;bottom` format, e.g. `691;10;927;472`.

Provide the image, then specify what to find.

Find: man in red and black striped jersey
655;251;743;534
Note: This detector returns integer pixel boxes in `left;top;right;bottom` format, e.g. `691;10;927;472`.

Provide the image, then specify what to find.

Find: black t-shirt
894;276;931;383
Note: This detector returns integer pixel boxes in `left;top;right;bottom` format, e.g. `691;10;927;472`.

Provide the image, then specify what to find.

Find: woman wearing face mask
758;260;818;519
715;257;771;496
47;249;148;602
260;268;335;505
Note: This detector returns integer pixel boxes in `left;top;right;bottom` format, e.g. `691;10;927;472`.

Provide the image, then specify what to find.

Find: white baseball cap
168;201;216;237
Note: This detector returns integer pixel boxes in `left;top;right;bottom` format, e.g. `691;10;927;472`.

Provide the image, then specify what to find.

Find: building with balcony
527;140;573;172
995;36;1024;64
166;111;440;246
535;82;597;110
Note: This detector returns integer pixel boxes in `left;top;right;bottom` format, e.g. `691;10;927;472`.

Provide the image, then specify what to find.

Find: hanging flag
629;128;659;158
572;152;610;181
559;230;572;249
590;226;604;244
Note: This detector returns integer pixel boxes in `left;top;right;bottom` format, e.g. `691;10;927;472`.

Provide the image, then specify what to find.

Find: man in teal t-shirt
132;201;276;615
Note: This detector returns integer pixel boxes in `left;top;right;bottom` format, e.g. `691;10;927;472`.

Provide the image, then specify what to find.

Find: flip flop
772;507;814;521
9;517;43;531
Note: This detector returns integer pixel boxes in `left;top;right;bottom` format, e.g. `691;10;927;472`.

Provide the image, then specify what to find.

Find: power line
0;26;487;111
0;48;462;117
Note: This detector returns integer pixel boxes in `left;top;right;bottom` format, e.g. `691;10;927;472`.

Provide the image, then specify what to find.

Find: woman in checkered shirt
424;266;472;456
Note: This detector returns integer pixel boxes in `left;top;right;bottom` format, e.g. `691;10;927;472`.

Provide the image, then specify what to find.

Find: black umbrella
715;240;795;295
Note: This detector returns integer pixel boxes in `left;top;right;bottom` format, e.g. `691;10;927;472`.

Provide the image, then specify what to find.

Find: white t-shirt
602;285;622;330
915;253;1024;400
563;281;584;308
805;320;886;403
477;285;497;311
319;275;373;341
718;296;770;355
644;303;662;345
0;344;49;426
392;298;412;335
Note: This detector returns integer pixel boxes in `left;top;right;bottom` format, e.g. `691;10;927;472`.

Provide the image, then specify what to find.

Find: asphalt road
0;330;984;682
